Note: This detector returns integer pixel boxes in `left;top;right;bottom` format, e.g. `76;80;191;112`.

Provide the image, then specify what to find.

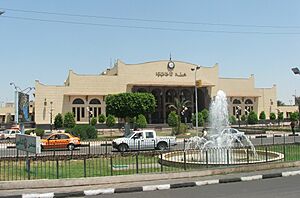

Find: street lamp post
50;101;53;132
291;67;300;127
191;66;201;136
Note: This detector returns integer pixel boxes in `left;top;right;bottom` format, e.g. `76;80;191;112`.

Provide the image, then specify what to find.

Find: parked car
0;129;21;139
40;133;81;151
112;130;177;152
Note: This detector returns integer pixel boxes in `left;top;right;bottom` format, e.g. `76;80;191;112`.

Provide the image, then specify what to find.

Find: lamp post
191;66;201;136
87;106;92;125
50;101;53;132
291;67;300;127
236;106;241;128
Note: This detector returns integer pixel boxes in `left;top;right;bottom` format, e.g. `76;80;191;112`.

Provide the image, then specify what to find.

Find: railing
0;134;300;181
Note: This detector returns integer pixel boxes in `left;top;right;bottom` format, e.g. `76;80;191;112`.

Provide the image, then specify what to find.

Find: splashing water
186;90;257;156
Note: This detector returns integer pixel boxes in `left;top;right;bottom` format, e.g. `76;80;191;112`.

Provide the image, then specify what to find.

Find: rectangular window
94;107;97;117
81;107;85;118
98;107;101;115
72;107;76;117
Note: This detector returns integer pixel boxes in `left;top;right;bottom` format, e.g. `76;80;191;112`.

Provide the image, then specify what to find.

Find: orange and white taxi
41;133;80;150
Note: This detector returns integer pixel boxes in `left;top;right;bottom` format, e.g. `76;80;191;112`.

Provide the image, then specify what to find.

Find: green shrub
192;112;204;127
270;112;276;120
290;112;299;121
54;113;63;129
247;111;258;124
229;115;237;125
69;125;97;140
106;115;116;128
98;114;106;124
34;128;45;137
172;124;188;135
91;117;97;126
278;112;284;121
167;111;178;127
201;109;209;122
64;112;76;128
25;129;34;135
259;111;266;120
241;115;247;122
136;114;147;129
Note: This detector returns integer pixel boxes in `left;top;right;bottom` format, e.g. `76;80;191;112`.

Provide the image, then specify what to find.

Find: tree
98;114;106;124
290;112;299;122
247;111;258;124
259;111;266;120
106;115;116;128
91;117;97;126
168;98;190;134
106;92;156;119
277;100;285;106
136;114;147;129
269;112;276;120
64;112;75;128
167;111;178;127
54;113;63;129
201;109;209;122
278;112;284;121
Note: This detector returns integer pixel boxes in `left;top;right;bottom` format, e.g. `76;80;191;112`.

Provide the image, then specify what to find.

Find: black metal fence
1;135;300;181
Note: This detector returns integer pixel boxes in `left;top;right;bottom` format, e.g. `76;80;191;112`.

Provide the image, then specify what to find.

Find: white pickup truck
112;130;177;152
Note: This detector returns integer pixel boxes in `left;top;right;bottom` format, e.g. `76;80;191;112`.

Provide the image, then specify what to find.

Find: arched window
245;99;253;104
72;98;84;104
233;99;241;104
89;98;101;104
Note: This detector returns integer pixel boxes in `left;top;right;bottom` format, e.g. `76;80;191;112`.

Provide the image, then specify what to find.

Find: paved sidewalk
1;161;300;197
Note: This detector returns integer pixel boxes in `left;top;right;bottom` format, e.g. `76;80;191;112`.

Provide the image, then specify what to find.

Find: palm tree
168;98;190;134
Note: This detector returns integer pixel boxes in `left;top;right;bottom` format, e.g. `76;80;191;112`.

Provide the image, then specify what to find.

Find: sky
0;0;300;105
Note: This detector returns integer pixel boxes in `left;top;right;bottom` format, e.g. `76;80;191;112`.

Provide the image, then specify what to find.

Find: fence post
283;144;286;161
27;155;31;180
183;151;187;170
88;142;91;156
56;158;59;179
265;147;268;162
283;134;286;145
260;135;263;145
105;141;108;155
226;149;230;166
169;139;171;151
16;149;19;161
160;153;163;172
206;150;209;168
183;139;186;150
110;156;113;176
272;134;275;145
247;147;249;164
136;153;139;174
84;157;87;177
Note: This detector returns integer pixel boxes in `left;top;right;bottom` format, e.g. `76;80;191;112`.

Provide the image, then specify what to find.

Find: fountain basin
160;149;284;167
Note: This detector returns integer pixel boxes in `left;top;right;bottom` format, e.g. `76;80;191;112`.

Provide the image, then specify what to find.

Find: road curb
6;169;300;198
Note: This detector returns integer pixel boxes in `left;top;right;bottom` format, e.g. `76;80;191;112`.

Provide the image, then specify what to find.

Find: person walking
291;121;296;135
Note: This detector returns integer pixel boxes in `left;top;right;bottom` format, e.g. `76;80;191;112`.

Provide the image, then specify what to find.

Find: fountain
161;90;284;167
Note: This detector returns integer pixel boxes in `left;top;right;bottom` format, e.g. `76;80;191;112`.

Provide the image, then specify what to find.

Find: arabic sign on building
16;134;41;154
155;72;187;77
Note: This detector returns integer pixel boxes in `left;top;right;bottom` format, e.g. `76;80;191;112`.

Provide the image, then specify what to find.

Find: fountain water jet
161;90;284;166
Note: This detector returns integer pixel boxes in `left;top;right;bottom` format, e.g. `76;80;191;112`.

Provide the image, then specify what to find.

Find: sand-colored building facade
34;60;295;125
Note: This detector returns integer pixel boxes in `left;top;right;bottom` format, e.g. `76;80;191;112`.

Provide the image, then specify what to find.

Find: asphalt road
97;175;300;198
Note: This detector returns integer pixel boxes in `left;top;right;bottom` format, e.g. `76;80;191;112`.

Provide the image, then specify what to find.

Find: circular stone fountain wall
160;149;284;168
